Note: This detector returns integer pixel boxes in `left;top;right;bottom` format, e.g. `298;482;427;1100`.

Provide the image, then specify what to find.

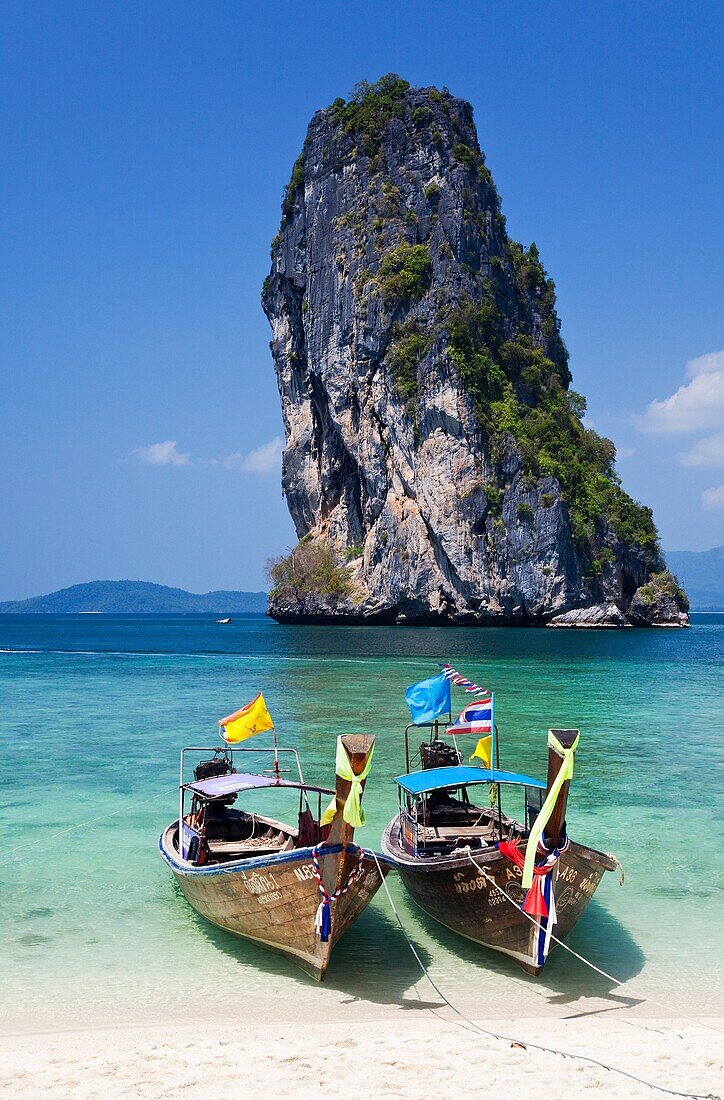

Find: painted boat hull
381;817;616;974
160;824;389;980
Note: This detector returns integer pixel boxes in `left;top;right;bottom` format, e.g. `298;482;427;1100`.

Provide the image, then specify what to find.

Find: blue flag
405;672;451;725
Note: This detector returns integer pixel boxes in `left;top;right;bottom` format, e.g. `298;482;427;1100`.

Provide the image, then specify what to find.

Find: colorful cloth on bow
311;845;365;941
445;696;493;735
320;737;375;828
405;672;451;725
498;839;558;917
218;692;274;743
439;663;490;695
498;837;561;962
522;729;579;889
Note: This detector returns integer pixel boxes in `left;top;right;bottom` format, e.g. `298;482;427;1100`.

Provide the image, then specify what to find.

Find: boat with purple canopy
160;733;390;980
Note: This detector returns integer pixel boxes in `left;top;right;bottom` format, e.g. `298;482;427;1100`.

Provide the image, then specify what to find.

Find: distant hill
665;547;724;611
0;580;268;614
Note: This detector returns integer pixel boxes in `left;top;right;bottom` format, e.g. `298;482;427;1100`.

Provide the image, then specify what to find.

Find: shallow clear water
1;613;722;1028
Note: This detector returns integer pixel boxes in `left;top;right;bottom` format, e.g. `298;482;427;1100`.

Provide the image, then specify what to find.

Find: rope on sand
370;851;720;1100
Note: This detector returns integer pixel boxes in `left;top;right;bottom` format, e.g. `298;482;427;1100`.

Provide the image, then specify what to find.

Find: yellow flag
469;735;492;768
218;692;274;743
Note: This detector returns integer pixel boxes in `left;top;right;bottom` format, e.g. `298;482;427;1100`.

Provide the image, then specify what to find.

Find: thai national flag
445;696;493;735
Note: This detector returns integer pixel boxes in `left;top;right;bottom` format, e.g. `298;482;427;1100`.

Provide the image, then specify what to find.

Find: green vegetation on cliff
282;153;305;219
378;243;432;307
388;319;432;405
331;74;411;154
445;288;660;558
635;570;689;611
267;543;352;606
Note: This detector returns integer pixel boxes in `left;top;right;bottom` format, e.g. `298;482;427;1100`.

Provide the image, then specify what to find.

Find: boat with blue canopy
381;664;619;974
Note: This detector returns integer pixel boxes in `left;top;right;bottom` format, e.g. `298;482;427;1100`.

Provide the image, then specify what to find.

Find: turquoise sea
2;614;722;1031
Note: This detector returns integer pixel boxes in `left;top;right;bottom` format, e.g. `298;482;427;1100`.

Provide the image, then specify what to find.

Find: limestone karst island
263;76;689;628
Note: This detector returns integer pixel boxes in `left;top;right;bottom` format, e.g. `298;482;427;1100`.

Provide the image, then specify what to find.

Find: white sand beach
2;1014;721;1099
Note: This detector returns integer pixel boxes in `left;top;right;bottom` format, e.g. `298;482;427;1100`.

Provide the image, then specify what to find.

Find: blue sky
1;1;722;599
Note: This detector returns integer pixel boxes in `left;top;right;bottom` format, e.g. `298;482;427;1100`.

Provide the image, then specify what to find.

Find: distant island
665;547;724;612
0;580;268;614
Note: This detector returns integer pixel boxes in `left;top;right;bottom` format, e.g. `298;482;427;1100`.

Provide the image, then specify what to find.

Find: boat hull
160;825;389;980
382;817;616;974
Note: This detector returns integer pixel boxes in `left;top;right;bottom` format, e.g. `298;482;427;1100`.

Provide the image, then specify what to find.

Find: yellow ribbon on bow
522;729;579;889
320;737;375;828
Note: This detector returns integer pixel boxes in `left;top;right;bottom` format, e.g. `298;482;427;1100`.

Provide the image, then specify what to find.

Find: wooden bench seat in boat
419;824;494;840
206;833;294;858
413;822;492;844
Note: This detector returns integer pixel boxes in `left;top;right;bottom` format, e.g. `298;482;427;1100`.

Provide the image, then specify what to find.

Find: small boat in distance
160;731;389;980
216;617;232;624
381;666;618;974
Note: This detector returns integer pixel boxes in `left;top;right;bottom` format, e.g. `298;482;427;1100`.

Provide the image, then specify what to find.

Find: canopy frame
395;766;545;851
178;744;308;857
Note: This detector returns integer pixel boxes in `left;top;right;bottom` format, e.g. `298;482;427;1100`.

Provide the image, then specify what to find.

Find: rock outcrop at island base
262;76;689;628
547;604;631;629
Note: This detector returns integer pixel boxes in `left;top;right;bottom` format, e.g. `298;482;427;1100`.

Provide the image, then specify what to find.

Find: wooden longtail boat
160;734;390;980
381;719;618;975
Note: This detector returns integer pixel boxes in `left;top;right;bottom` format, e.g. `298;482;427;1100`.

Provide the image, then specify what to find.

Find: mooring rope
370;851;720;1100
463;848;724;1036
5;787;180;865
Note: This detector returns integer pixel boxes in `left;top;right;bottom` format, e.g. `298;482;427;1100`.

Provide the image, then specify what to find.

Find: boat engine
194;750;235;782
420;739;462;770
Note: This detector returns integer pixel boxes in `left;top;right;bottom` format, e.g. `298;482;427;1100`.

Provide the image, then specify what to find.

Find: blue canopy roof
395;765;545;795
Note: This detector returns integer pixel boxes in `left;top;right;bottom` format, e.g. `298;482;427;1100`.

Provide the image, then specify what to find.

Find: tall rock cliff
262;76;688;627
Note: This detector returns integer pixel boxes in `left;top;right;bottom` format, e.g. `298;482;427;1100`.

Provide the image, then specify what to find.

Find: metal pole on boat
272;725;280;780
178;748;185;859
492;694;503;840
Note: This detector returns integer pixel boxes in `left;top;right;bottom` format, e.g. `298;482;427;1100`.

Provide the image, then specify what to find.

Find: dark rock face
262;78;688;628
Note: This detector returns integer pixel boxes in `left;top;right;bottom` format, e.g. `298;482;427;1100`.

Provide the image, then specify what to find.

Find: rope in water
370;851;720;1100
5;787;180;865
463;848;724;1036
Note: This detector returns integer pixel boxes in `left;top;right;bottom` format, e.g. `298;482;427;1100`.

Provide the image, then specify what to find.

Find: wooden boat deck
418;824;496;842
206;833;294;858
